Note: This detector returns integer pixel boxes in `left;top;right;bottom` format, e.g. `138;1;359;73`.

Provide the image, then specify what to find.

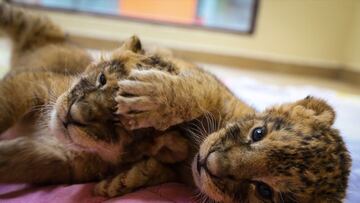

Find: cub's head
193;97;351;203
50;36;147;162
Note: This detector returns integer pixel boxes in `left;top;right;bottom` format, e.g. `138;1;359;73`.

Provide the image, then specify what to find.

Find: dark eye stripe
226;125;241;140
272;117;286;131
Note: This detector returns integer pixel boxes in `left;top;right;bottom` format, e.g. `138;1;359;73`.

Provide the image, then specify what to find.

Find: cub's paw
115;69;182;131
94;173;130;197
94;158;175;197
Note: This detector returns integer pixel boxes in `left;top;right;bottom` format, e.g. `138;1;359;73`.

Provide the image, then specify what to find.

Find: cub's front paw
115;69;183;131
94;174;130;197
94;158;173;197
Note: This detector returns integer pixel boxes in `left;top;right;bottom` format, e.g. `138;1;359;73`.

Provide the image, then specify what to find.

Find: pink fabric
0;183;195;203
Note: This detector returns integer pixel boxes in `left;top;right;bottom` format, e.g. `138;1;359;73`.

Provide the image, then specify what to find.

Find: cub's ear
117;35;143;53
293;96;336;127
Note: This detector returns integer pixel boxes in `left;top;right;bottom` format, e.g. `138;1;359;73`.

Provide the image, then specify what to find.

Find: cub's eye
251;127;266;142
255;182;273;200
98;73;107;86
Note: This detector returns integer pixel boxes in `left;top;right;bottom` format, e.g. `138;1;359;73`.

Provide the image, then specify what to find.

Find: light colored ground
203;63;360;96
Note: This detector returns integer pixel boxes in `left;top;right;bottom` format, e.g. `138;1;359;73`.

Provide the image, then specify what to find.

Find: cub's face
50;36;145;162
193;97;351;203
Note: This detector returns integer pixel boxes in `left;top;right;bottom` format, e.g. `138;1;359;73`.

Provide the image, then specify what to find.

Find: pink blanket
0;183;195;203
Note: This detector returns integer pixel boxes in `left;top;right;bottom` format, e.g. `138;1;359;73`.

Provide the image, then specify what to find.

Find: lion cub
117;67;352;202
0;3;189;197
115;58;352;202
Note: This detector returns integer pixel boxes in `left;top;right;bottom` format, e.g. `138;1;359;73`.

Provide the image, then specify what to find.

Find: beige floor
202;63;360;96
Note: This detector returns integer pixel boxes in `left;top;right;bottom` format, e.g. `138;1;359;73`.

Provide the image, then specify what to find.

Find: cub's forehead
238;112;290;125
87;51;146;75
83;62;103;77
83;59;125;79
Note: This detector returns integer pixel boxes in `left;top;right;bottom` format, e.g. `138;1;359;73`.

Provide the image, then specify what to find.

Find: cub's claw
115;95;159;114
117;80;155;96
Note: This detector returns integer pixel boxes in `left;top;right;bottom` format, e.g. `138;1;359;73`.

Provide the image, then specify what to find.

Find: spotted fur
185;97;350;203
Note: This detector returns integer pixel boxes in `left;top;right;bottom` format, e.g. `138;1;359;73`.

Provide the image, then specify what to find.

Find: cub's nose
204;151;230;178
65;102;90;127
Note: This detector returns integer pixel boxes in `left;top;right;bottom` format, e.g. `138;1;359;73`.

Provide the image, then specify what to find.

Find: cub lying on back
0;2;190;196
0;3;351;203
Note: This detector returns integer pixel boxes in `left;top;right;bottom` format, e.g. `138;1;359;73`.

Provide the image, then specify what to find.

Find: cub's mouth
49;93;103;152
192;154;215;185
191;152;229;202
49;105;90;151
193;153;219;180
49;104;125;163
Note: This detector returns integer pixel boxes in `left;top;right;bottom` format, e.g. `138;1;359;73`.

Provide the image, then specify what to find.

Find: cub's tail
0;2;66;52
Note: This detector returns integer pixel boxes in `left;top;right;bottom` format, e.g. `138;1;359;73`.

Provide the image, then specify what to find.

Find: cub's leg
0;135;111;184
0;2;91;74
0;72;70;134
115;68;244;131
94;158;175;197
0;2;65;53
0;136;72;184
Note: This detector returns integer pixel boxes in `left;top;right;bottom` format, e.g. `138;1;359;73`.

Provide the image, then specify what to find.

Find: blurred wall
29;0;360;72
248;0;353;68
182;0;357;70
344;0;360;71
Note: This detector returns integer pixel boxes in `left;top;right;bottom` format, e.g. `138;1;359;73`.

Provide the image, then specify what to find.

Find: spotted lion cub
118;71;352;202
192;97;352;203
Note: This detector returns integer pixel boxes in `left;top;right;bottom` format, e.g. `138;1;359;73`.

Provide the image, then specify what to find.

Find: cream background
5;0;360;71
345;0;360;71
